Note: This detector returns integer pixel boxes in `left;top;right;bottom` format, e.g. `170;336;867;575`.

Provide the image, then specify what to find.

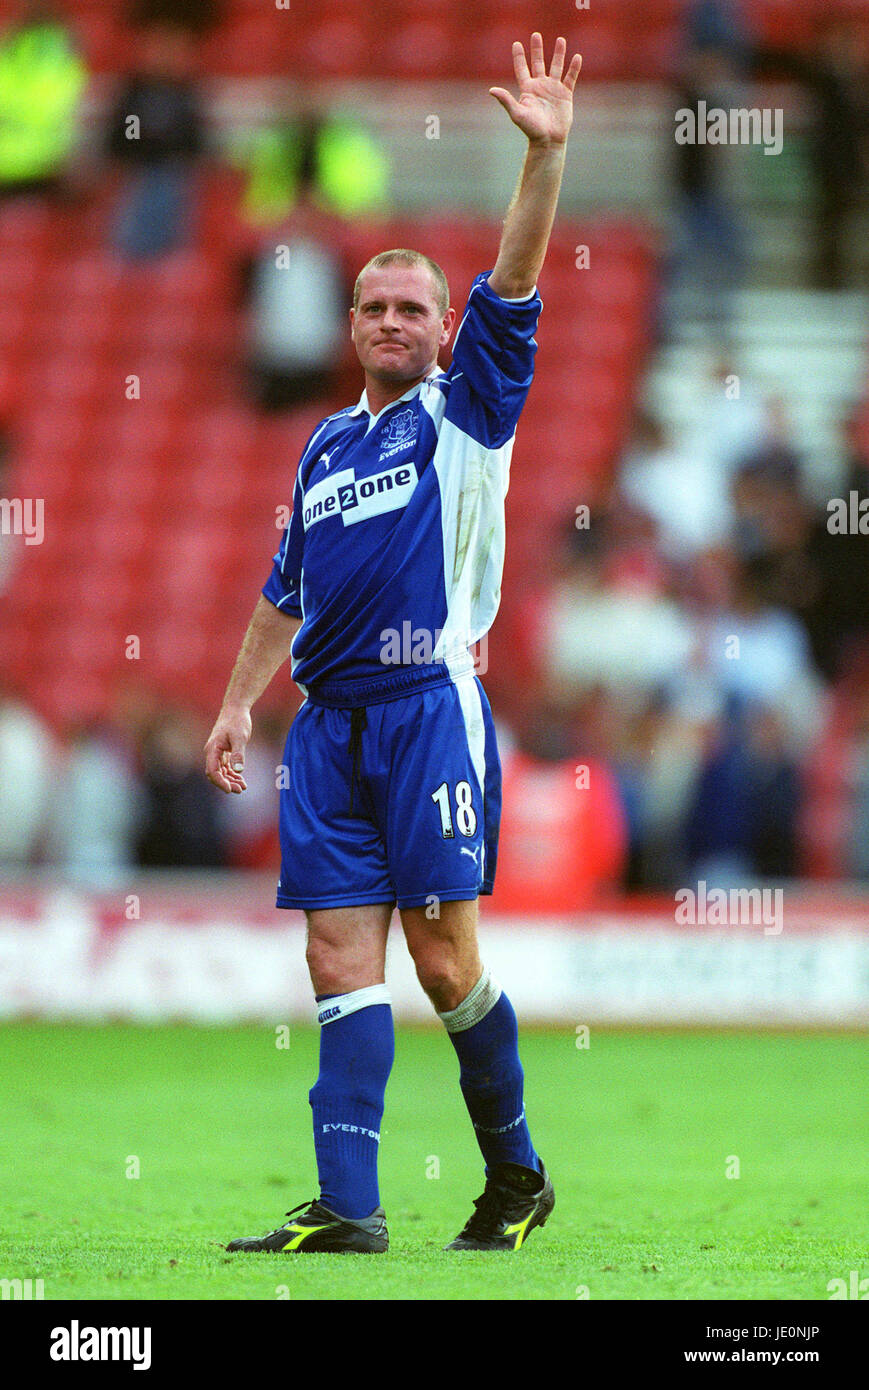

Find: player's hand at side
204;705;252;794
490;33;582;148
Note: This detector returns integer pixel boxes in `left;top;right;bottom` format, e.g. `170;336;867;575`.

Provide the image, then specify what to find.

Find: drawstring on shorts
346;706;368;816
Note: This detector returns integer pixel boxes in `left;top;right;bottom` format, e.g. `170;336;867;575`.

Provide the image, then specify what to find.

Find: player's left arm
487;33;582;300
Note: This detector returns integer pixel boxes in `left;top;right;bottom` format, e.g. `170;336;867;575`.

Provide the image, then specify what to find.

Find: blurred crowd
1;0;868;892
1;0;866;339
663;0;869;342
0;671;294;880
3;390;867;891
513;388;869;890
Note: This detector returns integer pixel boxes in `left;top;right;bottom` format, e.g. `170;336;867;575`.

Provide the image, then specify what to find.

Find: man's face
350;264;455;386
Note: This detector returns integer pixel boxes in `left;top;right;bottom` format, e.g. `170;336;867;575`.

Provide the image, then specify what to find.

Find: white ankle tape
317;983;391;1026
437;968;502;1034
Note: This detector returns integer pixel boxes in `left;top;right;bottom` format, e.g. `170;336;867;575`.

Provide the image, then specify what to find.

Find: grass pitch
1;1023;865;1301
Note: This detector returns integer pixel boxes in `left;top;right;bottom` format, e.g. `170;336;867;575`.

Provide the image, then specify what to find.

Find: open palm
490;33;582;147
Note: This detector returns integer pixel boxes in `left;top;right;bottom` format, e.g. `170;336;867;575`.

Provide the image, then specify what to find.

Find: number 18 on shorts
275;675;502;912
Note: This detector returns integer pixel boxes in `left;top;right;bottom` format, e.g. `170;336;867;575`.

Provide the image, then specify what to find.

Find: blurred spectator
231;108;389;227
234;108;386;409
691;558;821;747
847;690;869;881
620;406;734;559
751;19;869;290
0;679;55;864
680;352;769;478
0;1;86;201
127;0;220;35
617;698;705;889
729;396;809;574
686;704;800;882
747;707;801;877
105;21;206;260
217;708;287;868
493;701;627;912
666;46;746;343
800;412;869;679
242;190;350;411
48;719;142;884
684;0;752;71
732;396;803;494
621;392;803;568
538;526;693;706
136;708;227;867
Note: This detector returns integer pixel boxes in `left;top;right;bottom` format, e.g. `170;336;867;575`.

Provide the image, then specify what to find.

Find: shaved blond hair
353;248;450;317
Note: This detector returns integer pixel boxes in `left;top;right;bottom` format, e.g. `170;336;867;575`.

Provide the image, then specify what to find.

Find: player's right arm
205;596;301;793
487;33;581;299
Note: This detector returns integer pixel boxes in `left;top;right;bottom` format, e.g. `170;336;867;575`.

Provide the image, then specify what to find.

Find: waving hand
490;33;582;147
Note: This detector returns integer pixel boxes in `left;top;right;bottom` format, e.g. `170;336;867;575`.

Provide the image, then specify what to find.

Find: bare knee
305;935;355;997
412;952;470;1013
305;905;391;997
402;903;482;1014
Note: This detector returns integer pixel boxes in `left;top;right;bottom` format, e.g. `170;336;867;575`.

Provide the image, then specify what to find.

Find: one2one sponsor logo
302;463;417;530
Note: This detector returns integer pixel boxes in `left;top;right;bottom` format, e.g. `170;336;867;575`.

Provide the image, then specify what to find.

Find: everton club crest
379;407;418;461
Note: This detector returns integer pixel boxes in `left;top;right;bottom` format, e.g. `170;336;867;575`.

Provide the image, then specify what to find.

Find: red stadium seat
0;169;653;728
202;13;294;77
755;0;818;47
296;17;373;79
381;20;454;80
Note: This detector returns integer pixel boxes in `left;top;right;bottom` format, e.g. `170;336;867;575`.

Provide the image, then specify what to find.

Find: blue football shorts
275;674;501;911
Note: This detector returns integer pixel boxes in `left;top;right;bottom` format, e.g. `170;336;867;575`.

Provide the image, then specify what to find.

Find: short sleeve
262;474;304;618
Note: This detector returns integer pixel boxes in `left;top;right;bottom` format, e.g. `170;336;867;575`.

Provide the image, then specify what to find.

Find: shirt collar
348;369;445;421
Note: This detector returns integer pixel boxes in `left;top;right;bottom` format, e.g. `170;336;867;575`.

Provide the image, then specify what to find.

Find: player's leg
401;897;539;1173
384;675;553;1249
226;902;395;1254
305;902;392;995
384;677;540;1172
305;903;395;1222
227;702;397;1253
400;897;554;1251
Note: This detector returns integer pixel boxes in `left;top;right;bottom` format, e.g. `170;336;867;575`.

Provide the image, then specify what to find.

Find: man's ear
440;307;457;346
349;307;356;339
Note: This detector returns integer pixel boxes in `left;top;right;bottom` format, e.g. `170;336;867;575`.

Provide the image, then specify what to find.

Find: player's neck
363;367;435;419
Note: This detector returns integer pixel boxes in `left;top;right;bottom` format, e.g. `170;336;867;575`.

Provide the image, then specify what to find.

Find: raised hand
489;33;582;148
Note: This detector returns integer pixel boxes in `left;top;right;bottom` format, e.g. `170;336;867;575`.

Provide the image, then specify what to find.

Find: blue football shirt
262;271;542;698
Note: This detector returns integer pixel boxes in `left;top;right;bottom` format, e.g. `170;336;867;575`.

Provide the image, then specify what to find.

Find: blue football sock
439;970;540;1174
309;985;394;1220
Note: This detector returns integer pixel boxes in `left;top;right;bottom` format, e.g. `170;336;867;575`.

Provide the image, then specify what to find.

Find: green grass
0;1023;865;1300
